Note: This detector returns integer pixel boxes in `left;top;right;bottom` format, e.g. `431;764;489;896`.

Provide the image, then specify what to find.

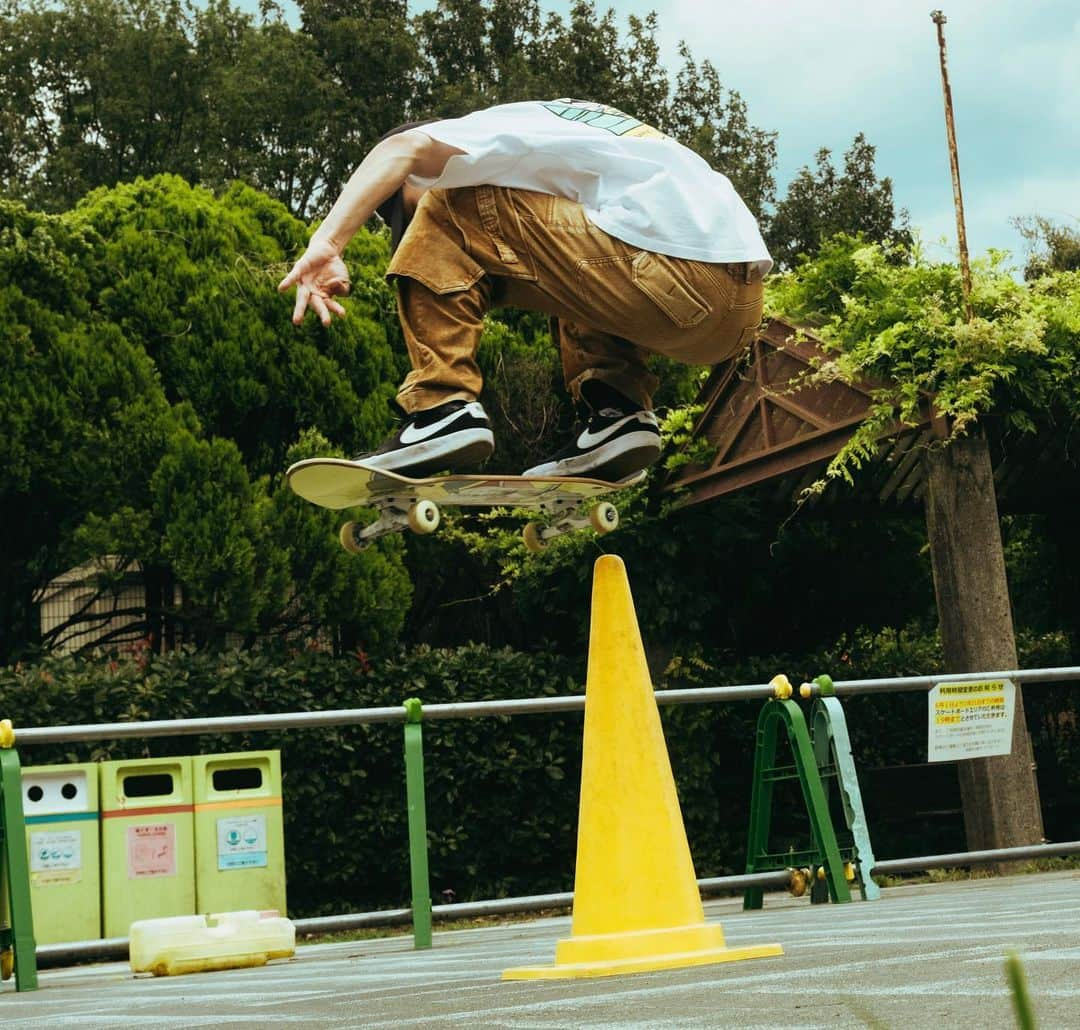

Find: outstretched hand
278;239;351;326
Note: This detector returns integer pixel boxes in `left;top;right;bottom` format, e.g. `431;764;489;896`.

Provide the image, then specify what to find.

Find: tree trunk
923;430;1045;860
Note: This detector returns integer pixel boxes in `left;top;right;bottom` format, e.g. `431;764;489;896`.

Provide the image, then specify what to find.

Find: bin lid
22;765;97;816
99;757;192;812
193;751;281;804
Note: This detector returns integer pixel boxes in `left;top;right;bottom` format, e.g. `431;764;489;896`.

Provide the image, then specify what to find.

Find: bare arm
278;130;464;325
310;131;463;253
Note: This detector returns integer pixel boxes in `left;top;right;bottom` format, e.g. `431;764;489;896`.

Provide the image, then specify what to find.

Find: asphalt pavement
2;870;1078;1028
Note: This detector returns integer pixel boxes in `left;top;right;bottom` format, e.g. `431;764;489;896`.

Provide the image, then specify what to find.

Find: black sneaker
357;399;494;476
522;385;661;481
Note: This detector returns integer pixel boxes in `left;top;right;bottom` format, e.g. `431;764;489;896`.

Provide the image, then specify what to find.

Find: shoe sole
362;428;495;478
523;431;661;482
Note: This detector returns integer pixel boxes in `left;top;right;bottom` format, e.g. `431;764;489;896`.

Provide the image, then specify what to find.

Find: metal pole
35;840;1080;968
402;700;432;949
799;665;1080;699
931;10;974;321
872;839;1080;876
14;667;1080;747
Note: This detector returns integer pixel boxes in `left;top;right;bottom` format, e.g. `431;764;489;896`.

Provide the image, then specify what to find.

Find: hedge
2;628;1076;917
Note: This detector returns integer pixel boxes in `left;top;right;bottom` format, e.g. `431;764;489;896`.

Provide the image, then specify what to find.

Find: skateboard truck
340;497;441;553
340;496;619;553
521;500;618;552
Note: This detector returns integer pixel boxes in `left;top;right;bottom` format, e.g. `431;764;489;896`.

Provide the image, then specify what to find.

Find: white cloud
637;0;1079;259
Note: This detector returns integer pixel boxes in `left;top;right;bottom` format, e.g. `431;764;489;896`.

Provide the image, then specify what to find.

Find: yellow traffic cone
503;555;783;980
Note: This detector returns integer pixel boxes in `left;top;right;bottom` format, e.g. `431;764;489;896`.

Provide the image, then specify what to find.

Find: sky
267;0;1078;270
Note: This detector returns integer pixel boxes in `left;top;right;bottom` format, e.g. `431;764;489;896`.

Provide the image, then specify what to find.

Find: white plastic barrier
129;910;294;976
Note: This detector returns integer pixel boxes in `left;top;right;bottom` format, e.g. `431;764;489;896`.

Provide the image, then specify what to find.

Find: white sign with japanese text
927;679;1015;762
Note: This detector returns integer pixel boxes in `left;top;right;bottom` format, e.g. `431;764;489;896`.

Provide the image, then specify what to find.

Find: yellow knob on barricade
788;867;811;898
770;675;793;700
0;719;14;748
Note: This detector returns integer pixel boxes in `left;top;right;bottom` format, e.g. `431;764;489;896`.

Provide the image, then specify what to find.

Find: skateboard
286;458;646;553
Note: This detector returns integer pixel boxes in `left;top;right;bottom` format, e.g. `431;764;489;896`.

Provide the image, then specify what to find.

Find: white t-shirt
413;99;772;273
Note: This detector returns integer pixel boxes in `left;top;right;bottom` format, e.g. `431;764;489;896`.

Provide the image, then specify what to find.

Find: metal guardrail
14;665;1080;746
12;664;1080;969
35;840;1080;967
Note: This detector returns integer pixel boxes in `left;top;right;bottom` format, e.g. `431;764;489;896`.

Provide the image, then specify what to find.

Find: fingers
282;249;348;324
309;291;333;327
292;284;311;324
294;285;347;326
278;261;304;293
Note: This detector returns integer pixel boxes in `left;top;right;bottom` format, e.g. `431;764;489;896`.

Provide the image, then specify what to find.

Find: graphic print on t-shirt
542;100;667;141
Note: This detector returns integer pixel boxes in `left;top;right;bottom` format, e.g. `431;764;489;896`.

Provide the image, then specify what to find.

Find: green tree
1012;215;1080;281
194;3;345;219
667;42;776;218
766;236;1079;495
297;0;419;210
766;134;911;270
74;174;402;476
0;198;182;658
151;430;286;642
0;178;414;660
0;0;202;211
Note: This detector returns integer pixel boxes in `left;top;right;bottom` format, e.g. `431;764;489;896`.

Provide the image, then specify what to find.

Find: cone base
502;941;783;980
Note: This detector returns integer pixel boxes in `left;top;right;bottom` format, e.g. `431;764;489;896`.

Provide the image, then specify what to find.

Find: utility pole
924;11;1045;865
931;10;974;321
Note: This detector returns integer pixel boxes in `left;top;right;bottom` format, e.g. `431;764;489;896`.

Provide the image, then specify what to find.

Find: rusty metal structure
665;318;1073;514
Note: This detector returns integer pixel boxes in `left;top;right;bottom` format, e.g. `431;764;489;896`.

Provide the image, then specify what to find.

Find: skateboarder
278;100;772;481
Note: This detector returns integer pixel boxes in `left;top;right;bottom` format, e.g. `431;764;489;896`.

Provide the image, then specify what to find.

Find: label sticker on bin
127;823;178;878
30;830;82;885
217;814;268;870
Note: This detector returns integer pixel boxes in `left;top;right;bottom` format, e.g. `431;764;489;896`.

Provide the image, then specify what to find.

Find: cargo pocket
631;251;710;328
386;192;487;295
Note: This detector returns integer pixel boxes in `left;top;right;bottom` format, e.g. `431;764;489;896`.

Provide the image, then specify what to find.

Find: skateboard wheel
1;948;13;981
589;502;619;534
408;499;440;535
522;522;547;553
339;521;366;554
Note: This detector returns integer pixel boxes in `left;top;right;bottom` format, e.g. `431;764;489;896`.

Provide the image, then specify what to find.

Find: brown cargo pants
386;185;764;413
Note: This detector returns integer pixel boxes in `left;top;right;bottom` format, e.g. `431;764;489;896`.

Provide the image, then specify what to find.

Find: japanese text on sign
927;679;1015;762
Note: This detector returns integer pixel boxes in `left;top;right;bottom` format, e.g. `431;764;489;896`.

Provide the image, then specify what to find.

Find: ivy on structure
765;235;1080;499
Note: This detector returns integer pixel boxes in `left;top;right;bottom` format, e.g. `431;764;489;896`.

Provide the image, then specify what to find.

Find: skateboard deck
286;458;646;552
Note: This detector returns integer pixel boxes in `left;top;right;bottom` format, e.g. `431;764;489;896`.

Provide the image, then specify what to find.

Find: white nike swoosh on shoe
577;413;657;449
399;409;473;446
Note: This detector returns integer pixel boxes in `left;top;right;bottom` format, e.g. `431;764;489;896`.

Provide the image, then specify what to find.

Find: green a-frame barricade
0;721;38;991
812;694;880;901
743;681;878;909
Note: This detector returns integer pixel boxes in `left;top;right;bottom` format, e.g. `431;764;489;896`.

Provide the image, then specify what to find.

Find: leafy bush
2;643;583;916
2;628;1076;917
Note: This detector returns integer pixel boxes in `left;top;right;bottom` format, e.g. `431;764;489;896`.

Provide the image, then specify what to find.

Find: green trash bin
193;751;286;915
21;764;100;944
100;757;195;938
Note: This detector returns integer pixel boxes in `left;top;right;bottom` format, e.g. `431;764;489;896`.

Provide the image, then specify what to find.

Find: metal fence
14;664;1080;967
